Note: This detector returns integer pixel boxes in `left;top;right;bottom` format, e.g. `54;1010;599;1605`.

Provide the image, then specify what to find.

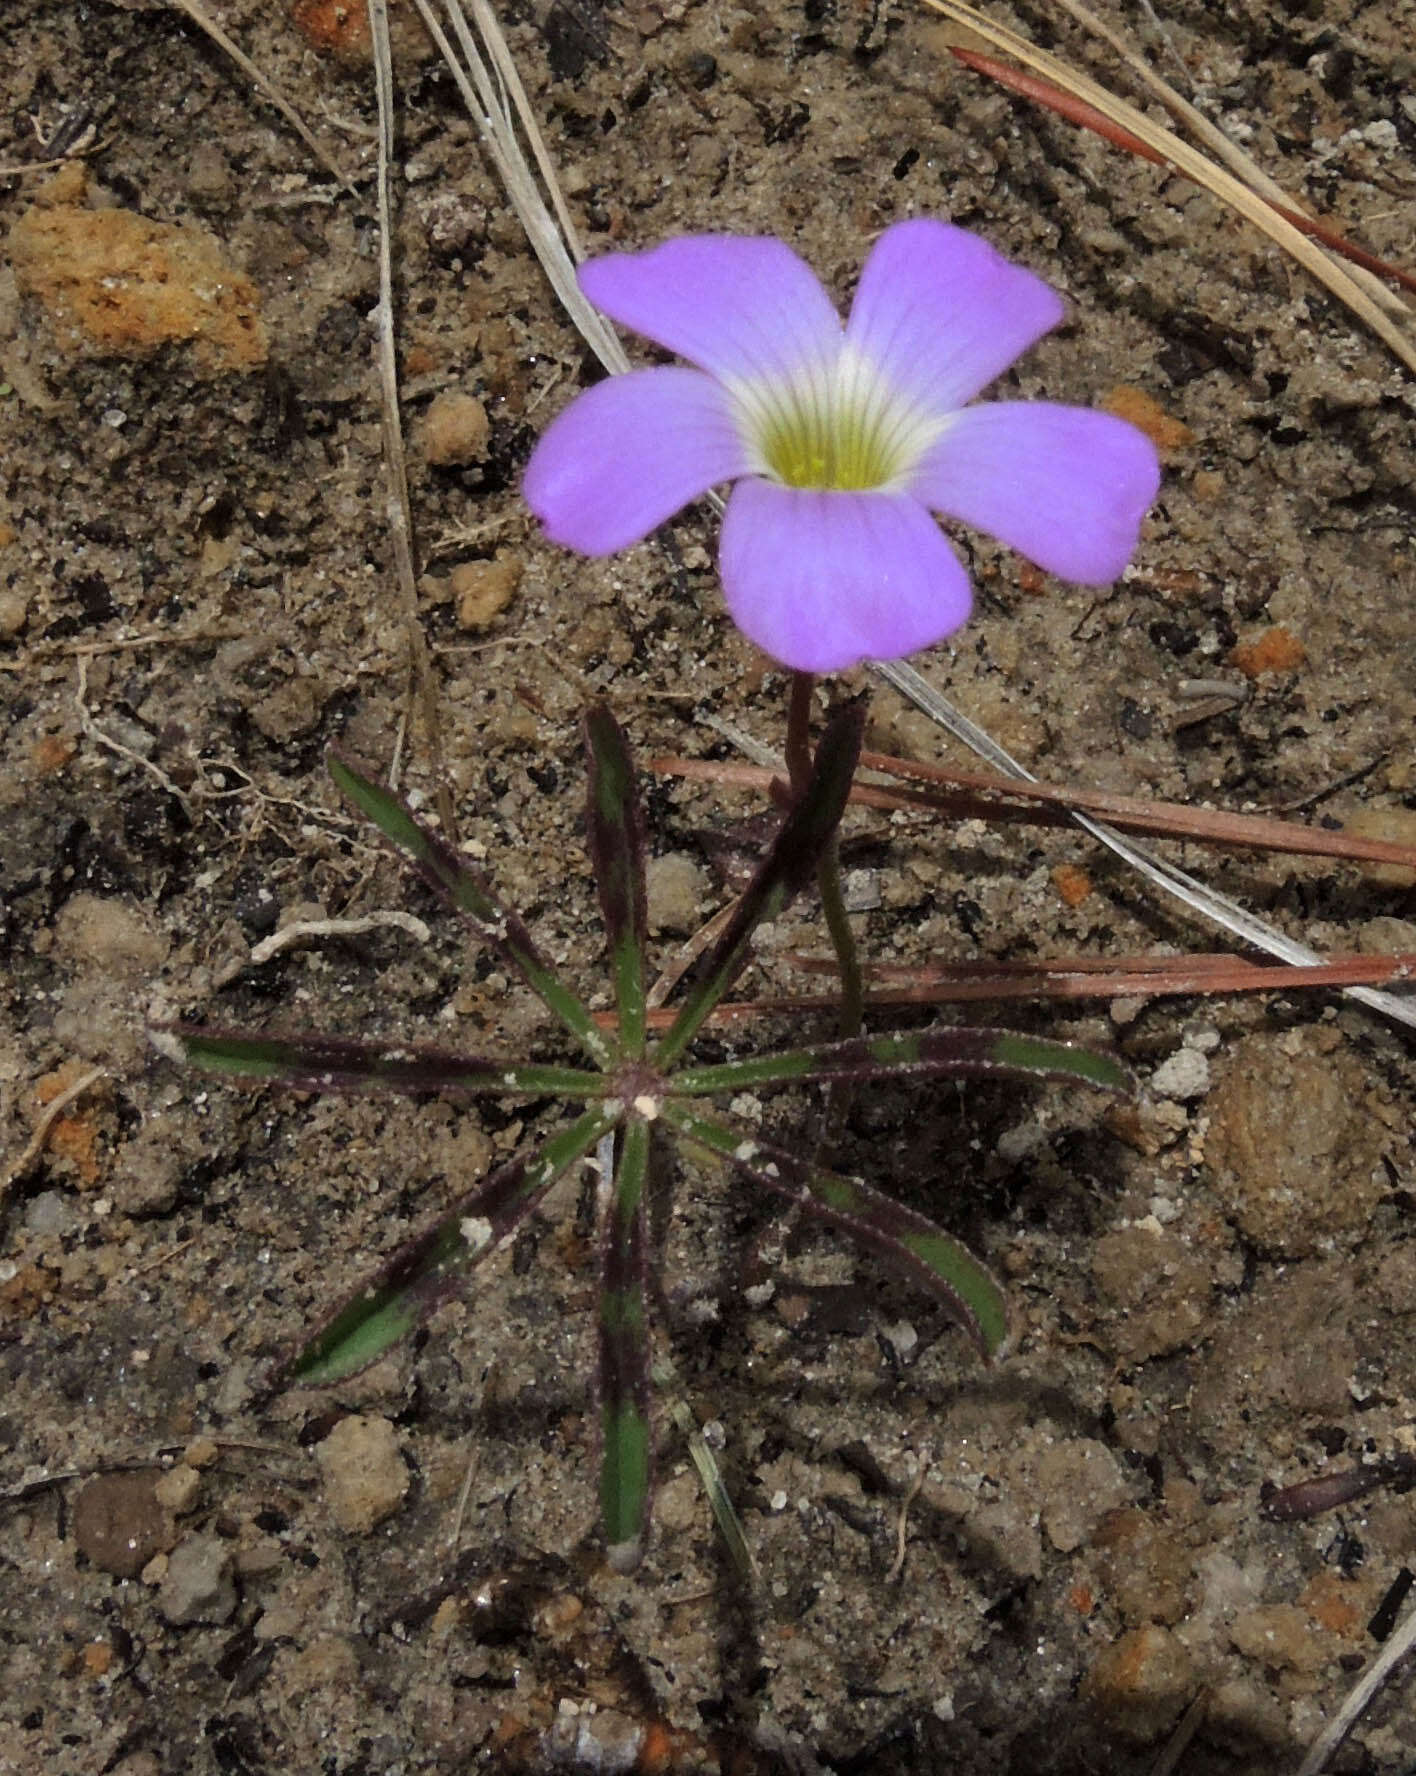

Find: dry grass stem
920;0;1416;370
365;0;455;837
1048;0;1410;317
410;0;627;374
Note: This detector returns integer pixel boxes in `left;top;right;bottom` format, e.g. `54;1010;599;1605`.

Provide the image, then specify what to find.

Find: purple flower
524;220;1160;674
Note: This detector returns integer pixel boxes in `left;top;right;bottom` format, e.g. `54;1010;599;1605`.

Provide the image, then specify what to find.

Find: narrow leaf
327;750;610;1066
668;1025;1131;1097
284;1104;616;1385
667;1397;755;1579
158;1024;606;1101
666;1103;1009;1359
598;1117;653;1572
655;700;865;1068
583;704;649;1058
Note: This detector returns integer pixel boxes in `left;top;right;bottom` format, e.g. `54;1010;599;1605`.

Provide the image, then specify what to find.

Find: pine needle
408;0;628;374
167;0;355;192
872;659;1416;1034
920;0;1416;372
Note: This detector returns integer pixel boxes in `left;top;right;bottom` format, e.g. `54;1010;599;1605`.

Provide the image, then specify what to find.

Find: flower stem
784;673;863;1051
785;670;815;795
817;851;864;1042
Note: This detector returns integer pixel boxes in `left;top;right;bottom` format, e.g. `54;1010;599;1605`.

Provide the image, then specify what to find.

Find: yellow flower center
731;347;942;493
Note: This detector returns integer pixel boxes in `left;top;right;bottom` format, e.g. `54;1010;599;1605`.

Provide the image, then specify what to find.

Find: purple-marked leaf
284;1105;617;1386
598;1117;653;1573
655;700;866;1067
668;1025;1131;1097
157;1025;606;1101
665;1103;1008;1358
327;751;611;1067
583;705;649;1058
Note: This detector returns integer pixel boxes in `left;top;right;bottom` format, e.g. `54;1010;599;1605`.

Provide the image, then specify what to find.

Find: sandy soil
2;1;1415;1771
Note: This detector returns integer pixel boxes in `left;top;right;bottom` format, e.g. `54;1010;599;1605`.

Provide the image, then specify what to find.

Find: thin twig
598;948;1416;1032
646;897;744;1012
0;148;103;179
886;1463;924;1584
797;950;1416;999
246;910;433;966
447;1445;480;1550
75;657;192;811
0;1436;306;1509
1150;1687;1208;1776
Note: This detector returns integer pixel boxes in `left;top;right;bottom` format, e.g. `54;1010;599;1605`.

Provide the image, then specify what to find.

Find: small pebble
158;1533;237;1626
109;1757;162;1776
182;1437;219;1470
452;554;521;628
646;852;708;935
74;1471;175;1578
842;867;881;911
1037;1438;1129;1552
286;1635;361;1695
1206;1032;1387;1255
22;1190;79;1239
1345;807;1416;889
10;179;266;374
1229;1603;1326;1675
0;588;29;638
249;675;325;745
1230;625;1305;677
154;1464;202;1515
1356;915;1416;953
422;389;491;465
1092;1507;1194;1625
1149;1048;1210;1101
1091;1224;1212;1362
112;1126;184;1218
186;142;234;204
653;1471;701;1535
53;893;169;978
1081;1624;1195;1743
314;1414;409;1533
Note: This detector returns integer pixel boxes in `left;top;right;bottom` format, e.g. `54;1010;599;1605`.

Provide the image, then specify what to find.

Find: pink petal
719;481;973;672
524;367;751;554
580;236;843;385
845;219;1065;414
910;402;1161;583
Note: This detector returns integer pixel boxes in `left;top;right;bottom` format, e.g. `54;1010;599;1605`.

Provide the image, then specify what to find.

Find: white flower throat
730;345;946;494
